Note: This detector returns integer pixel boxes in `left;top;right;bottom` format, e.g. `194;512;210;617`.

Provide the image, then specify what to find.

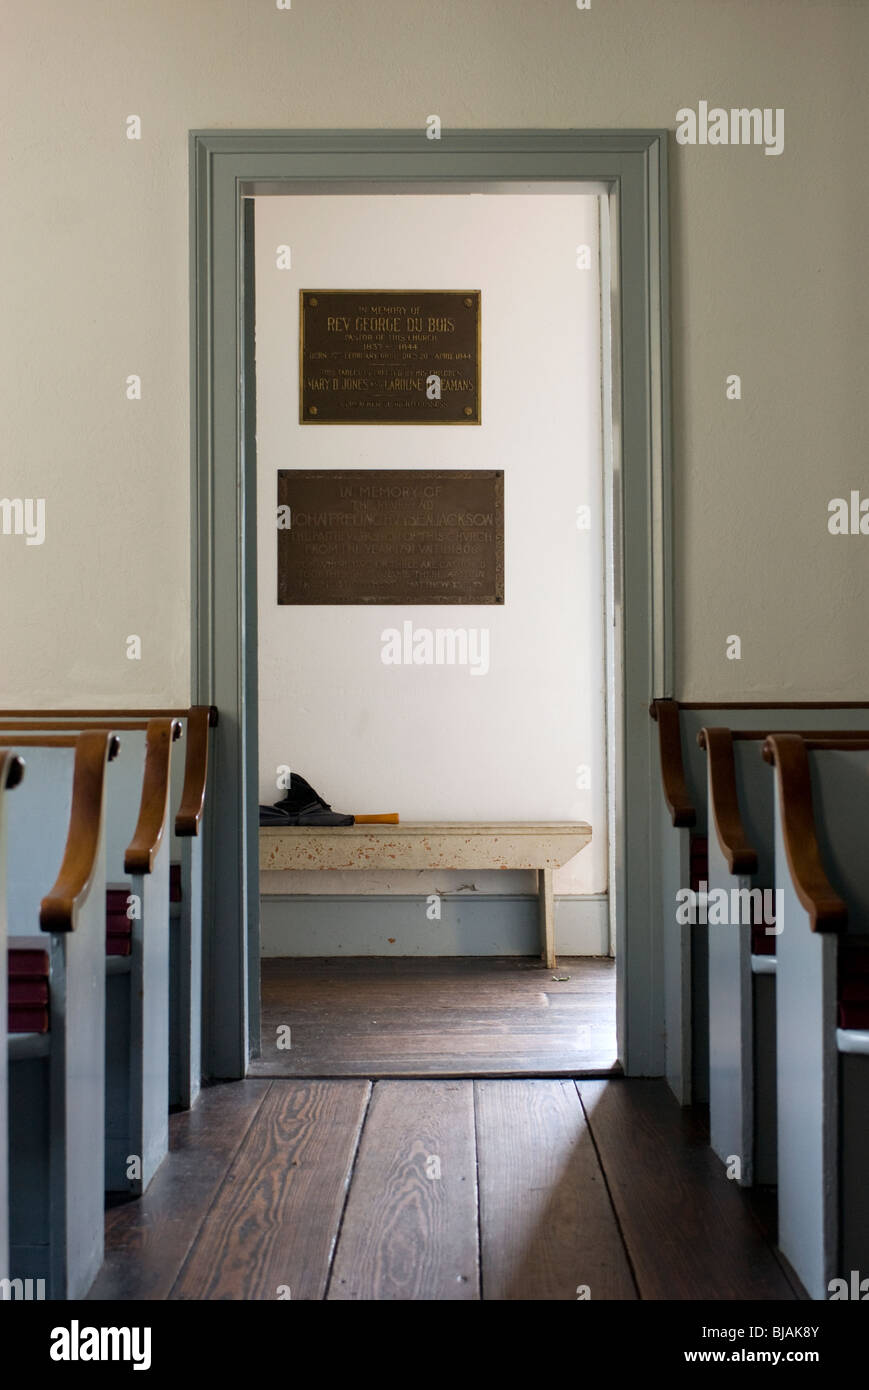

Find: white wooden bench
260;822;592;968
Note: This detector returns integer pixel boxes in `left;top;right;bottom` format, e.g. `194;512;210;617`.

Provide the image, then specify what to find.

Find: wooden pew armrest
175;704;217;837
40;731;119;932
650;698;696;827
125;719;183;874
762;733;847;933
698;727;758;875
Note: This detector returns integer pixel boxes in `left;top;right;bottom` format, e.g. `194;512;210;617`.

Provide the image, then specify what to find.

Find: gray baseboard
259;893;610;957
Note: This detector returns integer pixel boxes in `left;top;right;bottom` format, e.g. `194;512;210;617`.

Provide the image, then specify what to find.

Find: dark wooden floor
251;956;619;1077
90;1077;801;1301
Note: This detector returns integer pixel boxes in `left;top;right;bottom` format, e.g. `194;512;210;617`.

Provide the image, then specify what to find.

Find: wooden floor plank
170;1080;371;1301
88;1080;272;1300
254;957;618;1077
577;1080;796;1300
475;1079;637;1300
327;1080;479;1300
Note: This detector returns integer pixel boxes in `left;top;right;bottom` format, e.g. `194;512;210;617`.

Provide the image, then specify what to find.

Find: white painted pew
0;706;217;1113
4;733;116;1300
260;822;592;968
100;719;180;1194
701;725;869;1191
168;705;216;1109
764;734;869;1300
700;728;778;1188
651;700;869;1106
0;717;183;1195
0;752;24;1291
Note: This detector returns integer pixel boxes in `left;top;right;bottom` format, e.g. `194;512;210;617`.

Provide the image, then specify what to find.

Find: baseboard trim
259;893;610;958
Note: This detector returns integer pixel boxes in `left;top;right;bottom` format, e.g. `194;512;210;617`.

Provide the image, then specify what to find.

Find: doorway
189;129;673;1081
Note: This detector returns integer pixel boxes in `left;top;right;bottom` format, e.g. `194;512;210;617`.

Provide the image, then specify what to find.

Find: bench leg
537;867;555;969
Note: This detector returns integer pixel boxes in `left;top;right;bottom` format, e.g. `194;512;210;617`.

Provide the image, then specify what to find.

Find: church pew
3;732;116;1300
101;719;180;1193
1;717;182;1194
763;734;869;1299
0;752;24;1289
0;706;218;1110
699;727;778;1190
651;699;869;1106
698;726;869;1190
169;705;216;1108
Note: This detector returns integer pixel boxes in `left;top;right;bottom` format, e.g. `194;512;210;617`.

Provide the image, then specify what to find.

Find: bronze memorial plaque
277;470;504;605
299;290;480;424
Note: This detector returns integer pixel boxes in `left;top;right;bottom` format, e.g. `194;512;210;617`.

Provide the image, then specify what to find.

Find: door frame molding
189;128;673;1079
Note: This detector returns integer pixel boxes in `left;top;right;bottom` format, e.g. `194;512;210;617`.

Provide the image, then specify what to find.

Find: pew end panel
701;729;779;1188
169;705;214;1108
773;794;838;1300
105;854;170;1194
705;819;755;1187
4;736;113;1299
765;735;869;1299
104;718;179;1194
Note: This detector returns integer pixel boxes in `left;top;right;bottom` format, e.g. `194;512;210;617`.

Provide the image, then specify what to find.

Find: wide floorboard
252;956;618;1077
92;1077;800;1301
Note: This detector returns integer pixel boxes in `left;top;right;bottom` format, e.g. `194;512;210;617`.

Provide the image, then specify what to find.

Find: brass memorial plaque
277;470;504;605
299;290;480;424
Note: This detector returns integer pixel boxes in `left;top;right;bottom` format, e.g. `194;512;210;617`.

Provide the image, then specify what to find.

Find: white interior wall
255;192;606;897
4;3;867;712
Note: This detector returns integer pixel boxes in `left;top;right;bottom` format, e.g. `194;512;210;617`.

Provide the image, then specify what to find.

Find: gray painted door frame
190;129;673;1080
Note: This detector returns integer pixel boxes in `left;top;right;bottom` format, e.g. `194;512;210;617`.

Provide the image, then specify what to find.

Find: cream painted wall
2;1;867;715
254;192;605;894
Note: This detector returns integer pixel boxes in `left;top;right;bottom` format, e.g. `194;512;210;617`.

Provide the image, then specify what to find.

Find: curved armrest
762;733;847;933
698;727;758;876
125;719;183;874
40;731;117;932
650;699;695;827
175;705;215;836
0;751;24;789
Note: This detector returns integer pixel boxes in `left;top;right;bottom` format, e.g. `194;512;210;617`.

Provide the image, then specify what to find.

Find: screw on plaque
552;974;570;982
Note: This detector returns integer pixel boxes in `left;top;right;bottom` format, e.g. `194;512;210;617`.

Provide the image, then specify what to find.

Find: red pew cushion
106;888;132;957
8;948;50;1033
